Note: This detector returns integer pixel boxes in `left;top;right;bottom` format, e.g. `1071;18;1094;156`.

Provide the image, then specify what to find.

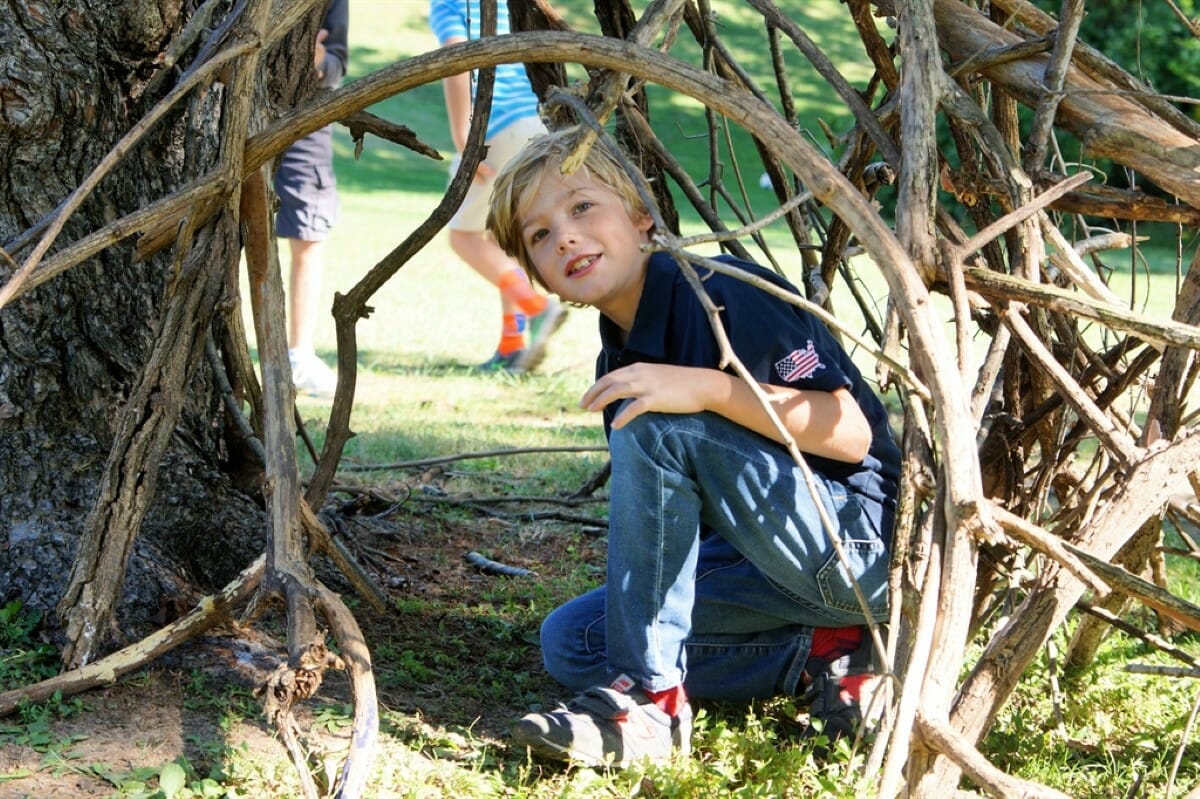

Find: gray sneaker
513;299;567;374
512;682;691;768
802;634;876;752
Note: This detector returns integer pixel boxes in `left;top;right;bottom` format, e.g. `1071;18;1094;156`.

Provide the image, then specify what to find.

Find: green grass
981;630;1200;798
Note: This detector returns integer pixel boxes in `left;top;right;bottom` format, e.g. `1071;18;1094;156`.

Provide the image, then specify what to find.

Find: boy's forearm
702;370;872;463
437;34;474;153
441;72;473;153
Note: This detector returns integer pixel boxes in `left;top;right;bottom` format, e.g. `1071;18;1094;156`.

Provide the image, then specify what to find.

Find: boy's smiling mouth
566;254;598;277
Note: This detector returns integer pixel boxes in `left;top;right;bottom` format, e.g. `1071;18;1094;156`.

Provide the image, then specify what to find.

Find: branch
1023;0;1086;173
1066;543;1200;635
1077;602;1200;670
314;583;378;799
954;172;1091;259
0;556;264;716
990;505;1110;596
916;712;1073;799
465;551;537;577
339;444;607;472
559;0;686;173
997;305;1143;466
305;35;502;509
341;110;441;159
966;267;1200;352
934;0;1200;209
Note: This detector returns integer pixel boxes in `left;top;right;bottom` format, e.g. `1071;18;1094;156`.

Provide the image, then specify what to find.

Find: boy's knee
538;609;589;690
608;409;673;449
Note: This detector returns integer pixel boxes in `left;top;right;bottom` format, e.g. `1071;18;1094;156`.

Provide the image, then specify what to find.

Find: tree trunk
0;1;316;650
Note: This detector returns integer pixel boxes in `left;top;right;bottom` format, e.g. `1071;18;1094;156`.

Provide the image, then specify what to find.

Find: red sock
498;268;547;317
839;673;872;702
644;684;688;718
498;313;526;356
810;625;864;662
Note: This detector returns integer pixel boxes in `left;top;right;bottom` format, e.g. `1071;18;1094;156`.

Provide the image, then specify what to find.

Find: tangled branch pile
3;0;1200;796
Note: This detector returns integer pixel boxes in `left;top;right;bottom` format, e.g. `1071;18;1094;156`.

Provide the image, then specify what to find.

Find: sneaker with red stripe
511;677;691;768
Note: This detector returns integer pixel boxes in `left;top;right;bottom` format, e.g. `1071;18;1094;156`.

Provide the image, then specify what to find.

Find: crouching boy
487;126;900;768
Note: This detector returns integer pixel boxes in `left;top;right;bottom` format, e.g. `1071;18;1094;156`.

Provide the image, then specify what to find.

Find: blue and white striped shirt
429;0;541;139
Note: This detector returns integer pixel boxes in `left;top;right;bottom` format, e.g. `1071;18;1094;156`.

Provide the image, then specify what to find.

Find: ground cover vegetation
2;0;1200;797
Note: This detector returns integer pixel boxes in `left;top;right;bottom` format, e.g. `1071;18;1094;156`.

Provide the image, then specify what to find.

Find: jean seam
644;424;682;690
815;539;889;614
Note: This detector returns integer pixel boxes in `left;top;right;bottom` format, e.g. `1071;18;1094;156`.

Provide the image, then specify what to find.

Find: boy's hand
581;363;716;429
313;29;329;76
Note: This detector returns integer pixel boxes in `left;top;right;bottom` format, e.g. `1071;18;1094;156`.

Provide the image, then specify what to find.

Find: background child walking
430;0;565;373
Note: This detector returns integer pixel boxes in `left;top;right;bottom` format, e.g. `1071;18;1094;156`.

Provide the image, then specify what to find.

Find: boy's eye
573;200;593;214
529;228;548;244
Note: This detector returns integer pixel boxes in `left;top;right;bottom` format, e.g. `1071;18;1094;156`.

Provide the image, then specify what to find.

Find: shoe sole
511;712;687;770
512;728;609;768
473;355;523;374
513;728;672;770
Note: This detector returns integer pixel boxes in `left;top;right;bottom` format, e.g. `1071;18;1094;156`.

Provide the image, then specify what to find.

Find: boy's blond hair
488;126;652;288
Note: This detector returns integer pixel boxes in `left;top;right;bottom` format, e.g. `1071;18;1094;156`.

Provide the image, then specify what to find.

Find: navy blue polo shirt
597;251;900;542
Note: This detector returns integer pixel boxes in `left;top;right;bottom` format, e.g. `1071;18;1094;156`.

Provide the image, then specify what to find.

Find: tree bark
0;1;264;643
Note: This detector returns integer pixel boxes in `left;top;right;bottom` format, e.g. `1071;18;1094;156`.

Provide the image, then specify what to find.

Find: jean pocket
815;492;890;618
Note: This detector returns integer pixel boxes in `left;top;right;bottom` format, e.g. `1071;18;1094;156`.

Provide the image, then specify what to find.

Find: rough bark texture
0;1;322;647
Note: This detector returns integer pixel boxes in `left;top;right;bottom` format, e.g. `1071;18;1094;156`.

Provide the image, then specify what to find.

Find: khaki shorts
448;114;547;232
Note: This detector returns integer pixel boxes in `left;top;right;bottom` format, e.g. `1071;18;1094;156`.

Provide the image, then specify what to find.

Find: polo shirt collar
599;252;677;360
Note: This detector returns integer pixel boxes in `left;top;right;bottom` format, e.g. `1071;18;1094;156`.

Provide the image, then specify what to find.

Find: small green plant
0;600;59;686
312;702;353;733
0;599;40;646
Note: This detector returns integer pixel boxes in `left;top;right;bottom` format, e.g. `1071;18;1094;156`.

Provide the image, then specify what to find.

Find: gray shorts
274;158;340;241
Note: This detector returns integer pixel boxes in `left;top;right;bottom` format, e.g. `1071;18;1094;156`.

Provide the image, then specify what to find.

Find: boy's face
518;169;654;330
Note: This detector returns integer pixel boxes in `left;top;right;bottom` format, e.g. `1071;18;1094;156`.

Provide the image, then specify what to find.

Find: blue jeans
541;410;890;700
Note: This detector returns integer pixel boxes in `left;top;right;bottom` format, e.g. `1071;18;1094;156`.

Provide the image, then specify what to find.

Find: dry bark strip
241;163;378;797
0;556;265;716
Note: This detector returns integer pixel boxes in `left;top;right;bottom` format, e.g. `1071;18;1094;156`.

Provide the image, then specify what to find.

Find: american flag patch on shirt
775;340;824;382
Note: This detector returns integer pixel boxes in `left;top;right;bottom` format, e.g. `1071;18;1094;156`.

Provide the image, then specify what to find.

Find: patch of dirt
0;506;604;798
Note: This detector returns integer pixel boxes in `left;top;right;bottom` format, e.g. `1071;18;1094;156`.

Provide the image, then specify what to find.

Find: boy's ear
634;209;655;234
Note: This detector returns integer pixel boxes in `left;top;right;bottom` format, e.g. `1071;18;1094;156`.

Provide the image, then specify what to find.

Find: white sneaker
289;350;337;398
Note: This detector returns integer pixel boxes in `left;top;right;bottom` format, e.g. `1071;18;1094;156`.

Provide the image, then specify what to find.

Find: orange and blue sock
498;268;547;317
498;313;526;357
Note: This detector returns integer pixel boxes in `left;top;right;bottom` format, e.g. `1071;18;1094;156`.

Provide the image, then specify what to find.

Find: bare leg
286;237;325;352
283;237;335;396
449;228;564;371
449;228;523;317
